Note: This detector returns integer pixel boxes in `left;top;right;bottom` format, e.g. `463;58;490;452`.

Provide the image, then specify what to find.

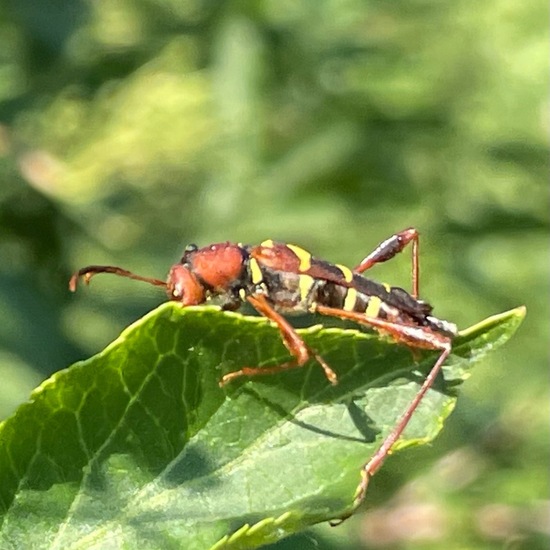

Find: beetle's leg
314;305;452;523
353;227;420;298
219;294;338;386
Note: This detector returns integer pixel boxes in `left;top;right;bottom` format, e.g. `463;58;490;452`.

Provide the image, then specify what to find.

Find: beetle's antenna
69;265;166;292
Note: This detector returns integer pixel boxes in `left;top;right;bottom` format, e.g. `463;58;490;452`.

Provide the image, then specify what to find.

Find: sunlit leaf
0;304;525;549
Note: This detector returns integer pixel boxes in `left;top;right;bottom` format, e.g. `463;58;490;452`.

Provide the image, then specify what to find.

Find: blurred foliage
0;0;547;549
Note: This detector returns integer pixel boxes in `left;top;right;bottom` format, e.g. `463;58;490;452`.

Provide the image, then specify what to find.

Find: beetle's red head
166;263;206;306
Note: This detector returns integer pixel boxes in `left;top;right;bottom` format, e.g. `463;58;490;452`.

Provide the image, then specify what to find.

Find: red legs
315;305;452;523
353;227;420;298
219;294;338;387
352;346;450;504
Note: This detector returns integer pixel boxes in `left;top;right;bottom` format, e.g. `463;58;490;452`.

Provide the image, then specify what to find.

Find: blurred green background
0;1;547;548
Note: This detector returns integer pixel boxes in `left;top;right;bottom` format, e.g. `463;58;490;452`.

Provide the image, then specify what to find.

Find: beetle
70;228;457;519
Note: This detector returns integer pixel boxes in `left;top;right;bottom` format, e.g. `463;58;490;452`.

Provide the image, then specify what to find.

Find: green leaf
0;304;525;549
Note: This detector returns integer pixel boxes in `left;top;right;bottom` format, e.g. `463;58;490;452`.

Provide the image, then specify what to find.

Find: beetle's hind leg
315;305;452;523
353;227;420;298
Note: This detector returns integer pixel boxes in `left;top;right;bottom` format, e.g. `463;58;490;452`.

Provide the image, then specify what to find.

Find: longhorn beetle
70;228;457;521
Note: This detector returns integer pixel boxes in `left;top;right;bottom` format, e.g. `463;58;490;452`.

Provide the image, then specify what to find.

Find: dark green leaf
0;304;525;549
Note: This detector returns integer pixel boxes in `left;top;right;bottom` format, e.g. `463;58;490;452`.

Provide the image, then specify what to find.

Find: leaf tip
514;305;527;318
